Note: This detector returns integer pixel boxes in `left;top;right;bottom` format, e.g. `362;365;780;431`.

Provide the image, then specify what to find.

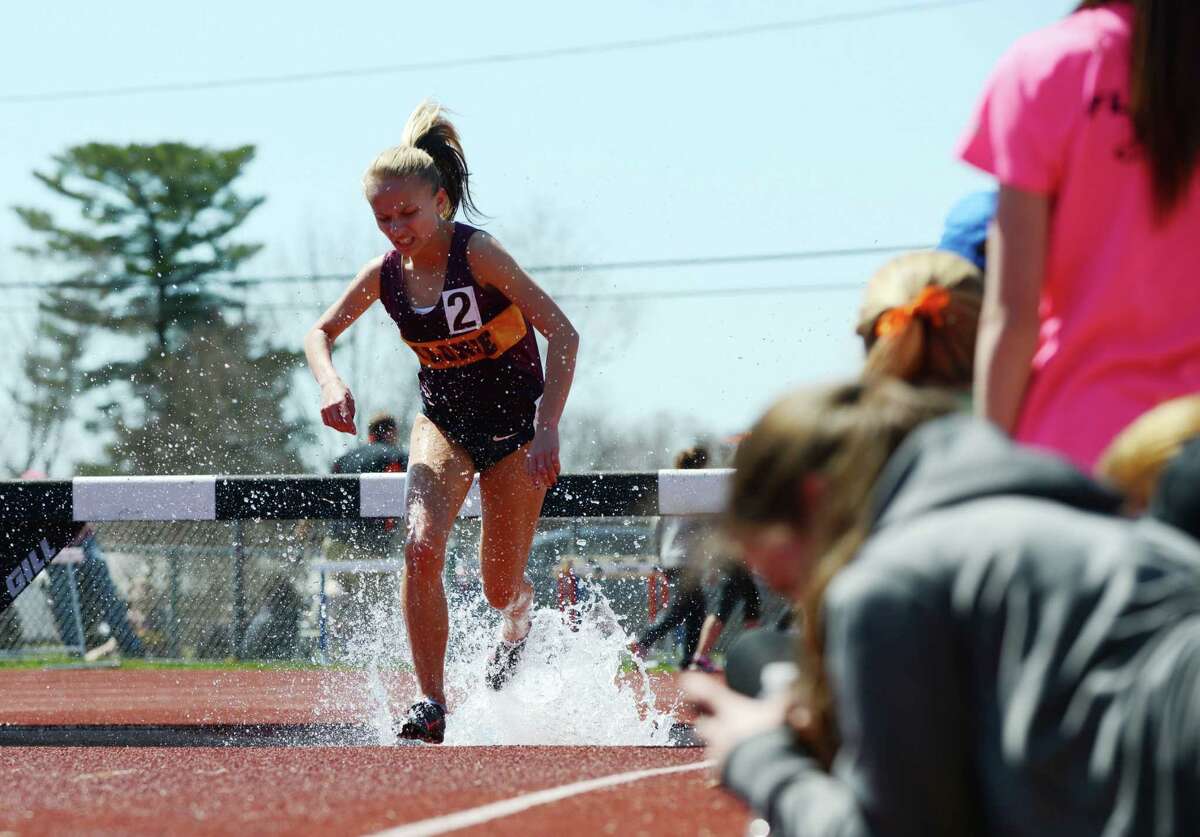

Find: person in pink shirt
959;0;1200;471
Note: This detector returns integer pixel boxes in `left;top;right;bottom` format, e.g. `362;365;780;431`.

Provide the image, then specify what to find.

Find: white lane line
366;759;715;837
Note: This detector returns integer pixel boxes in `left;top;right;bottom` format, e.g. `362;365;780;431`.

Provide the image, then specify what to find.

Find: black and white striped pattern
0;471;732;522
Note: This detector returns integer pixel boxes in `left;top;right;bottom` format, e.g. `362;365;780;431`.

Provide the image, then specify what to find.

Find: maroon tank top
379;223;544;428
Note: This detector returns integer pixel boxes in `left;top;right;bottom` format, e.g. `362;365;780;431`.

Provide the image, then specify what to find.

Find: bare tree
5;306;91;475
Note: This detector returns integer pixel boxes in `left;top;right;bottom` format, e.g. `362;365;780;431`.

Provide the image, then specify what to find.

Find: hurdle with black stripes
0;470;731;523
2;470;730;609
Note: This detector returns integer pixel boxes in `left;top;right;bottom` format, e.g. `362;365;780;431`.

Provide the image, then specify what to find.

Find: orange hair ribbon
874;284;951;339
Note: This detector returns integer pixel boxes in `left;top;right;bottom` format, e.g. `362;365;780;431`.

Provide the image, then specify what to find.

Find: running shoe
503;576;534;640
396;699;446;744
485;635;527;690
486;578;534;690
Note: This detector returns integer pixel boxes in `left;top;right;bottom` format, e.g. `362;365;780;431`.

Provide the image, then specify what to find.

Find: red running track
0;669;693;725
0;670;743;835
0;747;748;836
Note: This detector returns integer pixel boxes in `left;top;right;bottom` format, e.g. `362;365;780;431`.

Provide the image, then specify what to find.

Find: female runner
305;101;579;743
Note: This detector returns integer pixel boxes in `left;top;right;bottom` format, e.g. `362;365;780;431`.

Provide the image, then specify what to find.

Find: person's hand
682;671;793;773
526;424;561;489
320;380;357;435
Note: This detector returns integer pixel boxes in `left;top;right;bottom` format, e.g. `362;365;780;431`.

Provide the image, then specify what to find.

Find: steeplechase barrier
0;470;732;524
2;470;739;661
0;470;738;748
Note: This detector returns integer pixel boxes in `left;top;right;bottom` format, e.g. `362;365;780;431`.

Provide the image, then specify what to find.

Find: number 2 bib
404;289;529;369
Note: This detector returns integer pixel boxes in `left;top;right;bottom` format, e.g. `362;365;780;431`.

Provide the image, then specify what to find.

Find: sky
0;0;1076;472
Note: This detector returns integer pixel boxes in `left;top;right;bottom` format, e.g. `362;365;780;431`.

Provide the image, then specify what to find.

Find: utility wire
0;242;930;292
556;281;866;303
208;280;872;307
4;280;866;312
0;0;986;104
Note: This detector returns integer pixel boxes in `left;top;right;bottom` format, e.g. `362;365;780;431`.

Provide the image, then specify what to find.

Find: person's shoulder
353;251;389;275
998;8;1127;86
464;227;524;290
370;250;399;276
340;253;389;293
331;450;351;473
463;226;503;262
825;517;966;619
821;553;947;652
826;546;931;614
332;441;379;474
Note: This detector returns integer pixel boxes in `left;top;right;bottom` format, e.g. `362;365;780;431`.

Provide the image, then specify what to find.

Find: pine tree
14;142;309;474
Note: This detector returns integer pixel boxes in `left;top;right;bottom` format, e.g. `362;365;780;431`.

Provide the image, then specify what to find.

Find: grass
0;653;686;677
618;657;683;675
0;655;330;672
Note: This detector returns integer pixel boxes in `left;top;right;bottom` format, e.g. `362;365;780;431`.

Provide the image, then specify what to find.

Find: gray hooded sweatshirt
723;415;1200;836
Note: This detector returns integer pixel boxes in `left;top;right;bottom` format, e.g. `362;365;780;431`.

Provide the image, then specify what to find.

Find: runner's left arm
467;233;579;488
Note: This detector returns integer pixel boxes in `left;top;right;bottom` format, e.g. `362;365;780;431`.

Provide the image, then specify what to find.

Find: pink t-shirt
958;3;1200;471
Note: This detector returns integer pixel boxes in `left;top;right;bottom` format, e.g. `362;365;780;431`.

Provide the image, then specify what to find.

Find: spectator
327;411;408;569
960;0;1200;470
718;241;985;682
329;414;407;546
685;379;1200;835
689;562;762;674
325;412;408;644
1096;394;1200;512
20;470;143;660
935;190;997;272
1096;394;1200;539
856;250;983;391
720;233;988;691
629;446;713;670
243;573;304;660
1149;437;1200;542
331;412;407;477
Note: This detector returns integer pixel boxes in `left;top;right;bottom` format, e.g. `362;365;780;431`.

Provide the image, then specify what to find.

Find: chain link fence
0;516;788;665
1;519;318;662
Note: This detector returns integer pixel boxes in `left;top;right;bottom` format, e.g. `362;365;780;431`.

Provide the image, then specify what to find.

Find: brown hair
856;251;983;389
364;100;482;221
674;445;709;470
1095;394;1200;510
1076;0;1200;218
728;380;959;762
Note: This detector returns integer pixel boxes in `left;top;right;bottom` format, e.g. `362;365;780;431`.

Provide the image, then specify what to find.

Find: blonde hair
856;250;983;388
729;380;959;763
1095;395;1200;510
363;100;481;220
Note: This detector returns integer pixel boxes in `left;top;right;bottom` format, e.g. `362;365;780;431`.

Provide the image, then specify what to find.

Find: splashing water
443;595;675;746
318;579;678;746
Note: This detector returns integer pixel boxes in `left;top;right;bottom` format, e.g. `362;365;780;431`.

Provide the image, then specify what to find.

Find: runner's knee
404;535;445;581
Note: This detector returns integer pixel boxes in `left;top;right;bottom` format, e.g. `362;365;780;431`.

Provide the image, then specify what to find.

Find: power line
0;0;986;104
6;280;869;313
227;280;870;308
0;242;929;291
213;280;873;309
558;281;865;303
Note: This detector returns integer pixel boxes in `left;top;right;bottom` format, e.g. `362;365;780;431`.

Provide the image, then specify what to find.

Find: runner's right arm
305;256;384;435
